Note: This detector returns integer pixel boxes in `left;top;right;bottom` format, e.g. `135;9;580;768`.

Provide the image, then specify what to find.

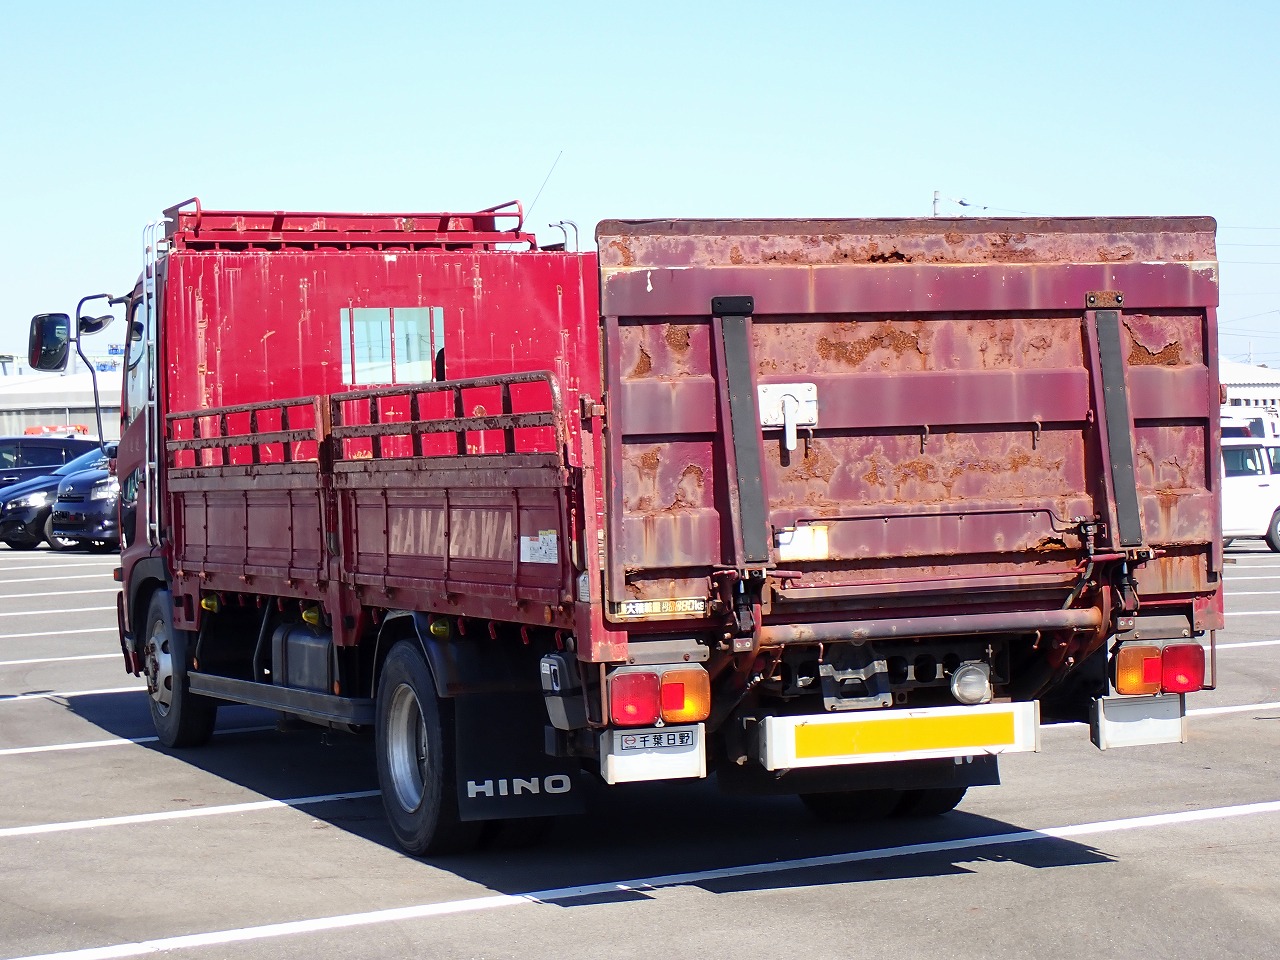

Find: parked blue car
0;444;116;550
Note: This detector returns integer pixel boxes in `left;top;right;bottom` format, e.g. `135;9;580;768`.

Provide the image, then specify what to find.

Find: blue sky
2;1;1277;363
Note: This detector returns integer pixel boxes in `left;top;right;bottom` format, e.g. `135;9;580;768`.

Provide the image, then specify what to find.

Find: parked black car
0;435;98;493
51;453;122;551
0;444;116;550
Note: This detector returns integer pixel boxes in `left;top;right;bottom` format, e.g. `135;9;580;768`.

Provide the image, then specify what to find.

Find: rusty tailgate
596;217;1220;628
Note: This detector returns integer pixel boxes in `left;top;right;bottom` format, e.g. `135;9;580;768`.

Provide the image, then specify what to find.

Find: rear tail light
609;666;711;726
657;668;711;723
1115;645;1162;695
1114;642;1204;696
609;671;661;726
1161;643;1206;694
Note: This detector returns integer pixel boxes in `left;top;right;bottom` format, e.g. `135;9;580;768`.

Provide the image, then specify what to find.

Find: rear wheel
44;516;77;551
375;641;481;856
1266;512;1280;553
143;589;217;747
4;538;38;551
894;787;968;818
799;789;903;823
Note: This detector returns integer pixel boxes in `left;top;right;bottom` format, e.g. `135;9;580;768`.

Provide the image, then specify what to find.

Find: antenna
525;150;563;223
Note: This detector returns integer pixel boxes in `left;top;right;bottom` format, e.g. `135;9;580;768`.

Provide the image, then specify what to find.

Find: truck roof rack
161;198;537;251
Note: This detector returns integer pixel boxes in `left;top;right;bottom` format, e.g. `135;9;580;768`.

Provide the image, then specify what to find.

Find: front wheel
1266;512;1280;553
375;641;481;856
143;589;217;747
44;516;77;551
4;538;38;551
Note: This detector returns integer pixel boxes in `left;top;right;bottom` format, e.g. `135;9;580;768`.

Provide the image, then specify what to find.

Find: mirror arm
72;292;115;452
72;336;109;454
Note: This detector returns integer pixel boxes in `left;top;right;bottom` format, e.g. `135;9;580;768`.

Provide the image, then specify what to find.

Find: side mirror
79;314;115;335
28;313;71;371
129;318;145;341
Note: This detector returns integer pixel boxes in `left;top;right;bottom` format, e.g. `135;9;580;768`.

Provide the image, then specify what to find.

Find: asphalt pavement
0;544;1278;960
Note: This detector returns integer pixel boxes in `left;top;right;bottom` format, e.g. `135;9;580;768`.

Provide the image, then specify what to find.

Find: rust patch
607;239;635;267
672;465;706;508
1128;339;1183;366
784;443;838;483
665;325;691;352
630;347;653;378
729;245;745;265
636;447;660;473
867;249;911;263
816;327;923;367
944;231;964;245
1097;246;1136;262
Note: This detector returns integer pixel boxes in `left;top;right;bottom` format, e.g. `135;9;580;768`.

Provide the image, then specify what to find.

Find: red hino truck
29;201;1222;854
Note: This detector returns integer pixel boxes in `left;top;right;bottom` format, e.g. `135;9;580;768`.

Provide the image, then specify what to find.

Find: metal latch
757;383;818;451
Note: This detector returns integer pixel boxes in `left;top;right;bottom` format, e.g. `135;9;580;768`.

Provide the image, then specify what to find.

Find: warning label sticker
519;530;559;564
609;598;708;619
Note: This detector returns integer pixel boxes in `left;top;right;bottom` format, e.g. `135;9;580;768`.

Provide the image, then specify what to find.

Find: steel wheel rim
145;619;173;716
387;681;428;812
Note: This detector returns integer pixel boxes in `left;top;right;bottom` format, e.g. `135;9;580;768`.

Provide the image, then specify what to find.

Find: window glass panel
1224;447;1266;477
340;306;444;385
19;443;66;468
392;307;435;383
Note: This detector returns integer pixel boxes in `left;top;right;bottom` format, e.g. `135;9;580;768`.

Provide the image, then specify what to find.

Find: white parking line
1215;639;1280;650
0;627;117;640
0;654;117;667
0;575;114;586
0;686;141;703
0;789;381;839
1225;609;1280;617
0;589;118;600
0;562;118;573
0;725;276;757
1223;591;1280;597
0;606;114;619
1223;575;1280;581
8;797;1280;960
1189;700;1280;717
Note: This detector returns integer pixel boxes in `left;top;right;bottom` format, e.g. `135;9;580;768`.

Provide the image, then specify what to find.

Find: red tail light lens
609;671;661;726
1161;643;1206;694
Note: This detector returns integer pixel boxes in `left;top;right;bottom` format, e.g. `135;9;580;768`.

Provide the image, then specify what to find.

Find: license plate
617;728;697;752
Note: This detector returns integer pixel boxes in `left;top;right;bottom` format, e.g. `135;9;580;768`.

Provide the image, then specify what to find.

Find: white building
0;367;122;441
1220;359;1280;409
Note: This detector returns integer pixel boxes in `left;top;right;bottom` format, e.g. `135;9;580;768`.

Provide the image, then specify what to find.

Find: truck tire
1266;512;1280;553
4;538;38;551
894;787;967;818
143;590;217;748
799;788;902;823
375;641;482;856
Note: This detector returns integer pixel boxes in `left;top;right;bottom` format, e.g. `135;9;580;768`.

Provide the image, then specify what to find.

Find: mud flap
452;691;585;821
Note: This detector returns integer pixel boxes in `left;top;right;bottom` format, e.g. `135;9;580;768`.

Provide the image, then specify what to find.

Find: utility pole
933;190;939;217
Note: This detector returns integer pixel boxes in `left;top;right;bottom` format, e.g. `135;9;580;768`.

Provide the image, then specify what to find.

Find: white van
1221;405;1280;439
1222;436;1280;549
